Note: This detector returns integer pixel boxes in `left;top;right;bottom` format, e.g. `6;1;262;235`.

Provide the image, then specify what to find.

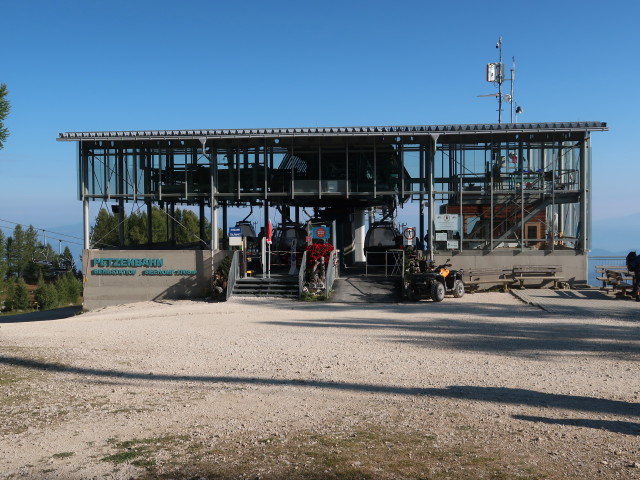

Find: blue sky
1;0;638;252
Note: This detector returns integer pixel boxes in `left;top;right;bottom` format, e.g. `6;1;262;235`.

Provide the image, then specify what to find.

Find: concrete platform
510;288;639;320
330;275;400;303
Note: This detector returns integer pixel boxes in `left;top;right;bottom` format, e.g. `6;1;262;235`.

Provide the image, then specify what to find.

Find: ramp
330;275;400;303
511;288;639;320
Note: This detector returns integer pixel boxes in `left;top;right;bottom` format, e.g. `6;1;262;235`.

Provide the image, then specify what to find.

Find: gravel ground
0;292;639;479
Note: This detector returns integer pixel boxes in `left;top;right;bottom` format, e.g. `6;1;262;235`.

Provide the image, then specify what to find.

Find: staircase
231;276;299;299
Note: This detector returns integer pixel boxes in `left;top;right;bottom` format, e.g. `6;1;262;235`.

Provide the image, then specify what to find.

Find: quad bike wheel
453;279;465;298
431;281;445;302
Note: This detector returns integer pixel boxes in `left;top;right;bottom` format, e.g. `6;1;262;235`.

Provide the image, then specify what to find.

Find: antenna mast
479;37;522;124
497;36;503;124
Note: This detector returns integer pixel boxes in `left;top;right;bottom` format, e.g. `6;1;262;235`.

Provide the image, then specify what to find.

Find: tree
0;229;7;280
91;205;211;248
60;245;76;274
35;281;58;310
6;224;25;277
91;208;119;248
0;83;9;150
151;206;168;243
125;210;147;246
7;278;30;311
22;226;41;282
55;272;81;305
175;208;201;245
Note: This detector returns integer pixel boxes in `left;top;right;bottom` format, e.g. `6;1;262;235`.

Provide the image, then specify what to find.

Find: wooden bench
512;265;564;289
595;265;636;296
466;267;513;292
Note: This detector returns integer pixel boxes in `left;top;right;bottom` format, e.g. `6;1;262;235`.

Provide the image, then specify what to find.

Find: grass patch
455;425;473;431
0;372;22;386
102;436;189;468
133;425;549;480
52;452;74;459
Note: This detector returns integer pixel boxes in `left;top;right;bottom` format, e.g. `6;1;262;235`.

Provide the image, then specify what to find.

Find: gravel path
0;293;638;479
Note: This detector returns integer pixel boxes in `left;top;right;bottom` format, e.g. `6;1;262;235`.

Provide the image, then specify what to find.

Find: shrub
7;278;30;311
55;272;82;305
35;282;59;310
215;255;232;280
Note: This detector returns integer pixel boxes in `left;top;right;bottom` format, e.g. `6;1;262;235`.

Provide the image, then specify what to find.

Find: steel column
80;142;90;250
419;145;425;250
211;146;219;251
117;150;125;247
427;134;439;260
579;135;588;252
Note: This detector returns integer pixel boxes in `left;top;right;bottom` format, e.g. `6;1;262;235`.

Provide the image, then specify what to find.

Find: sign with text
90;257;196;276
434;214;459;231
228;227;242;237
228;236;242;247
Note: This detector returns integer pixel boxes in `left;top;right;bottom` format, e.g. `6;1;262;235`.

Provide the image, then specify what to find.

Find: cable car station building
58;121;607;309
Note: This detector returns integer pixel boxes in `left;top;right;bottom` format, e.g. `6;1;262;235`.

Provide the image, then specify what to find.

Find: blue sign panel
229;227;242;237
311;226;330;239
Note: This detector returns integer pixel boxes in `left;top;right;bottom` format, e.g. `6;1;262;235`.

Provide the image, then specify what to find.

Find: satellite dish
503;94;512;103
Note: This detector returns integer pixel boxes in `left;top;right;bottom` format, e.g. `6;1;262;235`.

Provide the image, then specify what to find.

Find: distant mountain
591;213;640;253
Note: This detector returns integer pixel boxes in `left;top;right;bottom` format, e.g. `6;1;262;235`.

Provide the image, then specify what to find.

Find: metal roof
58;121;607;141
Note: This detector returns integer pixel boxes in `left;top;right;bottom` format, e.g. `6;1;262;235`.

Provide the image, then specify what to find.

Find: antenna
510;56;515;123
478;37;522;124
497;36;503;124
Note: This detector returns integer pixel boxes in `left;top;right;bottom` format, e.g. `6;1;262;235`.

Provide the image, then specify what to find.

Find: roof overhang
58;121;608;142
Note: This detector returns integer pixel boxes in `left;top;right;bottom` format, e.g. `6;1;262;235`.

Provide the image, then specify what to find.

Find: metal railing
226;250;240;301
587;255;625;287
325;249;339;297
365;249;404;277
298;250;307;297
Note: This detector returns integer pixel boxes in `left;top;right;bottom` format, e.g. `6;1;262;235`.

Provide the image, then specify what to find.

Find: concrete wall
431;249;587;286
82;249;229;310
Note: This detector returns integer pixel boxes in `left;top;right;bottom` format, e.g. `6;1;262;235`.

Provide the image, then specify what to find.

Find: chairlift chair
274;222;307;252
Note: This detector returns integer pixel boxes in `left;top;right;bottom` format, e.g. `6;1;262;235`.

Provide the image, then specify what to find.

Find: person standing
625;251;640;301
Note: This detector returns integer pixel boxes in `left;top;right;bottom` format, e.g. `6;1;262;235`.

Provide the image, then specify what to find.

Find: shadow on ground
259;305;640;359
1;354;638;430
0;306;83;324
513;414;640;436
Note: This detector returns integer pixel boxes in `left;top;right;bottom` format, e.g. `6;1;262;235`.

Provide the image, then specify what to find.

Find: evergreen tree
91;208;119;248
60;246;76;274
35;281;58;310
0;83;9;150
23;226;41;282
151;206;168;243
8;278;30;311
0;229;7;280
55;272;81;305
0;230;6;303
90;205;210;248
126;210;147;246
3;279;15;311
7;224;24;277
176;208;201;244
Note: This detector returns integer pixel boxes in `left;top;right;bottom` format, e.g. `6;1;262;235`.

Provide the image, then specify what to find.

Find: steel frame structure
58;122;607;258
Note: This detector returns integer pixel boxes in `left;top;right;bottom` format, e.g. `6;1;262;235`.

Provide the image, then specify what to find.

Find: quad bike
403;257;465;302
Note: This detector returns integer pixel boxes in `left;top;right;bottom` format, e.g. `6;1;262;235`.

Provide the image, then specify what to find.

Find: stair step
233;292;298;297
231;276;299;298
